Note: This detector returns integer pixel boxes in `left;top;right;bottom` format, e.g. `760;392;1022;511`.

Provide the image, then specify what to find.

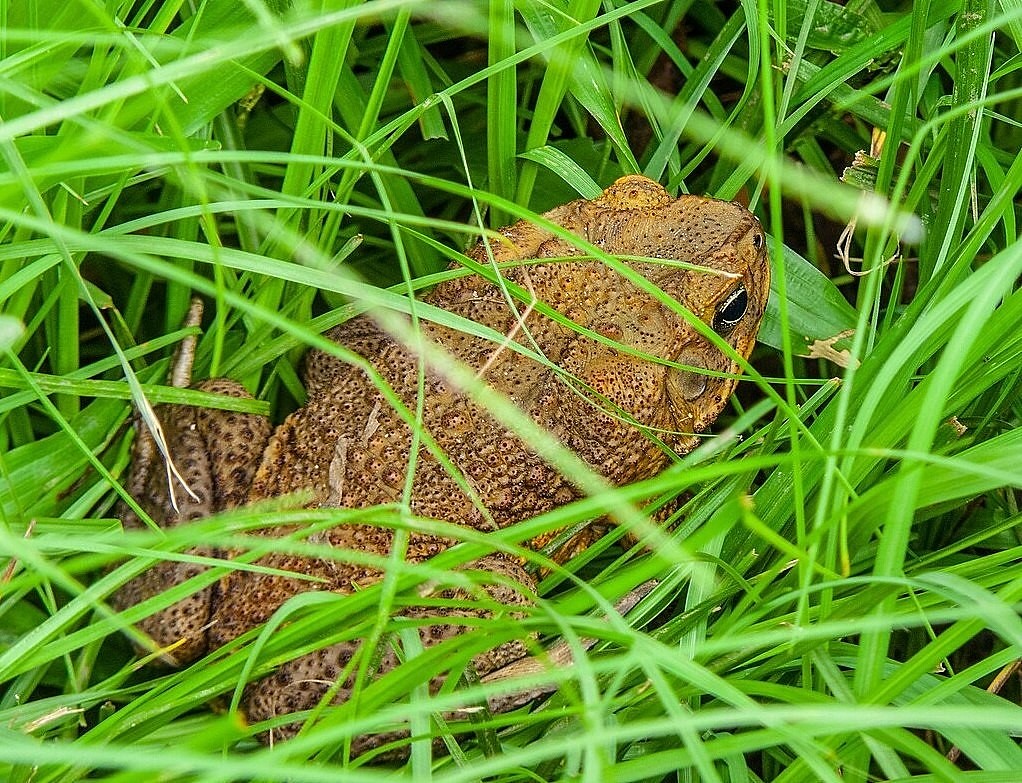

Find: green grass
2;0;1021;780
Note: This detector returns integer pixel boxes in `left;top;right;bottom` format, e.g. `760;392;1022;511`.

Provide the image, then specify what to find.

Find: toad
114;174;769;747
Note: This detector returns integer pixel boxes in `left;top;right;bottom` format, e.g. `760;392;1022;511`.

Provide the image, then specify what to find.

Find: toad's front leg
115;367;271;663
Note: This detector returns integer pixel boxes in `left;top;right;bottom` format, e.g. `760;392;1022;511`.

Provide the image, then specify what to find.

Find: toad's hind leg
113;379;272;664
240;553;538;751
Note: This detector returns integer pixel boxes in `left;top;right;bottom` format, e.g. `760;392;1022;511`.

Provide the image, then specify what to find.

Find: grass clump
1;1;1020;780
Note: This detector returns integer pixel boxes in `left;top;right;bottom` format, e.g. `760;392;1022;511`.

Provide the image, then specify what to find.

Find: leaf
518;146;603;198
759;244;858;353
0;399;128;520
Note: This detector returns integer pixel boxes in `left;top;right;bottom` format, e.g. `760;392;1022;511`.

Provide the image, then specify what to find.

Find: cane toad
114;175;769;747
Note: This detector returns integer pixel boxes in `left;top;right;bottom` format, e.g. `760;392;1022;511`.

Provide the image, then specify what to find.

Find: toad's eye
712;286;748;334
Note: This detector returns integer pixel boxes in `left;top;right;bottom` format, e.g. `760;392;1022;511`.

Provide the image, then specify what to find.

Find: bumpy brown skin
114;175;769;750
